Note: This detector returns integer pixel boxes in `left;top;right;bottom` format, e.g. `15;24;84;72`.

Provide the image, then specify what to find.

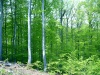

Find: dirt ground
0;61;50;75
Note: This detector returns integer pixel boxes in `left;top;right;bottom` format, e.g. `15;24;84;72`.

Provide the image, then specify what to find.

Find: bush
0;68;13;75
47;52;100;75
32;61;43;70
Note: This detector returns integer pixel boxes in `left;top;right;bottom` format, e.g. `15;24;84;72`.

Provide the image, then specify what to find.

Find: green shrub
47;52;100;75
32;61;43;70
0;69;13;75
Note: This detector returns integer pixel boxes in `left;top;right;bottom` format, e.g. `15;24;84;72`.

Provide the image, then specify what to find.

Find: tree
28;0;32;64
1;0;100;73
42;0;47;71
0;0;3;60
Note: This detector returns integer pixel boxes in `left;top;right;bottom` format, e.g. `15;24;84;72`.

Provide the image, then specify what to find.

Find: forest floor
0;61;50;75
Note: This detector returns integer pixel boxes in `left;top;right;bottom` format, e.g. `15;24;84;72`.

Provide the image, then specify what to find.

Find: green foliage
0;69;7;75
1;0;100;73
47;52;100;75
26;63;33;69
32;61;43;70
17;61;23;65
4;58;9;63
0;68;13;75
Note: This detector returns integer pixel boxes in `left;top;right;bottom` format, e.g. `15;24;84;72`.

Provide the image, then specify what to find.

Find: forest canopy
0;0;100;74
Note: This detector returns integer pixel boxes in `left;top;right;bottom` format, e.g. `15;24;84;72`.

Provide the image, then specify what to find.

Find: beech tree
42;0;47;71
1;0;100;73
0;0;3;60
28;0;32;64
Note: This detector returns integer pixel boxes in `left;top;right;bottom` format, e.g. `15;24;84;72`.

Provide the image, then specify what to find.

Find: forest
0;0;100;75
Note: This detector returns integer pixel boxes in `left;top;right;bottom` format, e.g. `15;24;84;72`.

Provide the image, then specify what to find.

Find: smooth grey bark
42;0;47;72
28;0;32;64
0;0;3;60
13;0;17;61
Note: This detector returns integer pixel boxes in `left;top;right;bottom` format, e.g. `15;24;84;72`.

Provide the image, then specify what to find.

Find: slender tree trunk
96;22;98;41
60;3;63;50
42;0;47;72
60;0;65;51
4;14;7;57
66;17;69;50
77;23;80;59
70;16;74;50
13;0;17;61
4;4;7;58
88;12;93;56
28;0;32;64
20;19;23;62
10;0;14;61
17;22;19;60
0;0;3;60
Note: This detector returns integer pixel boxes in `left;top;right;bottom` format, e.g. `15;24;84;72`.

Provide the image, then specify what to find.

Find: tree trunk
10;0;14;61
0;0;3;60
4;4;7;58
28;0;32;64
13;0;17;61
42;0;47;72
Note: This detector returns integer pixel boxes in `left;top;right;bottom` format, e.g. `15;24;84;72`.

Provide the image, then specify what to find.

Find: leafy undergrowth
47;52;100;75
1;52;100;75
0;62;49;75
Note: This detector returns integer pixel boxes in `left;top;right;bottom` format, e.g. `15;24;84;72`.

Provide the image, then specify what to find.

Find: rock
7;69;13;73
4;62;12;67
0;61;3;65
0;61;3;63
